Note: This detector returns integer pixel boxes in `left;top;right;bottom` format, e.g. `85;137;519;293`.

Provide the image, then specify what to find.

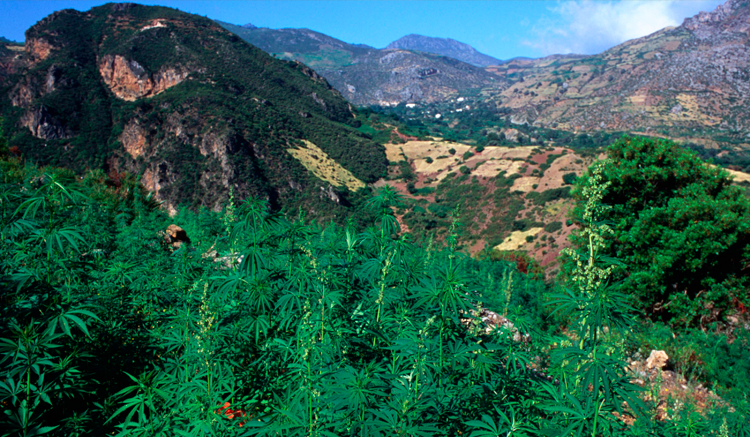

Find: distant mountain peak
241;22;256;29
386;34;502;67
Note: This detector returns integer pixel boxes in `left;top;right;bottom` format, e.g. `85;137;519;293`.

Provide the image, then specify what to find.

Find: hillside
218;21;503;106
377;132;599;276
483;0;750;147
0;4;386;218
386;34;502;67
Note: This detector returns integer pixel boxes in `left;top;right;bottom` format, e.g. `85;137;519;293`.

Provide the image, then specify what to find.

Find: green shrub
544;221;563;233
565;136;750;325
562;172;577;185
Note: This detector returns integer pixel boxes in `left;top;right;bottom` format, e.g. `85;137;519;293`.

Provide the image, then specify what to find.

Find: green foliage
562;172;578;185
544;221;563;233
525;187;571;206
568;136;750;325
0;158;563;435
550;161;644;437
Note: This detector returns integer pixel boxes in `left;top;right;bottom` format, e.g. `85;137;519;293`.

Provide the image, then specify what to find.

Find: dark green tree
566;136;750;325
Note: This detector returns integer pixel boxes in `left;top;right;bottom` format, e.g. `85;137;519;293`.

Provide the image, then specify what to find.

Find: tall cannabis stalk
548;159;643;437
560;160;615;299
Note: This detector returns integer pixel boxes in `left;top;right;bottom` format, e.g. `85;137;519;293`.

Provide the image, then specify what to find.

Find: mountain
386;34;502;67
218;21;503;106
482;0;750;146
0;4;386;216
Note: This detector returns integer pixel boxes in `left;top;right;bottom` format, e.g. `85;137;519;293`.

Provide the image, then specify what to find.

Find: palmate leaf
29;226;86;257
14;195;47;220
3;218;38;238
9;267;41;292
45;306;100;338
465;405;535;437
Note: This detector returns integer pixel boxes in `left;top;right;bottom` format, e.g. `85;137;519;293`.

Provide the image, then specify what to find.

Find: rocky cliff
0;4;386;218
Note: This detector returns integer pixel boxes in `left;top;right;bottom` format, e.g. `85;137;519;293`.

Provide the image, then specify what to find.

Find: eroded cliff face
117;111;251;213
99;55;189;101
20;106;71;140
10;65;63;107
120;120;148;158
25;38;54;65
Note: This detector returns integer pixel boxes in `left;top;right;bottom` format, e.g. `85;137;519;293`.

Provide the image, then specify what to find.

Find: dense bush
544;221;563;233
565;136;750;325
562;172;577;185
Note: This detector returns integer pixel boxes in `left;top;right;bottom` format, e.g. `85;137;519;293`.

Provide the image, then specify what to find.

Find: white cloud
523;0;723;56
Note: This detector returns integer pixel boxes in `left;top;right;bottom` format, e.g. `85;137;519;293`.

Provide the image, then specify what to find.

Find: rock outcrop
99;55;189;101
25;38;54;65
20;106;70;140
1;3;386;222
120;120;148;158
164;224;191;249
646;350;670;370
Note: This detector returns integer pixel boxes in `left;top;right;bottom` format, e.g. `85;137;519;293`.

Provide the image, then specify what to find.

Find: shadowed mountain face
483;0;750;144
218;21;505;106
0;4;386;217
386;34;502;67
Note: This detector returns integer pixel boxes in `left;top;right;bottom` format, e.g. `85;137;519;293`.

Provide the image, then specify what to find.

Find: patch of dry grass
287;140;366;191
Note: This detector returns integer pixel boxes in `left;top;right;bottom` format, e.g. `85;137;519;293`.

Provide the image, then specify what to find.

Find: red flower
216;402;247;427
216;401;230;415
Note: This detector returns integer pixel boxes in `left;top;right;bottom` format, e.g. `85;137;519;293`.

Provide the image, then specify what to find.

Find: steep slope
218;21;504;106
386;34;502;67
483;0;750;145
0;4;386;217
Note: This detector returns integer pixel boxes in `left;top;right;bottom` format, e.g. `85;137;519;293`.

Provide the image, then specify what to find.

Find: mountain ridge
386;33;502;67
217;21;504;106
477;0;750;146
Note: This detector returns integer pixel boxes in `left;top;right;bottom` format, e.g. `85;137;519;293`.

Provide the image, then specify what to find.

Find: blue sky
1;0;724;60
